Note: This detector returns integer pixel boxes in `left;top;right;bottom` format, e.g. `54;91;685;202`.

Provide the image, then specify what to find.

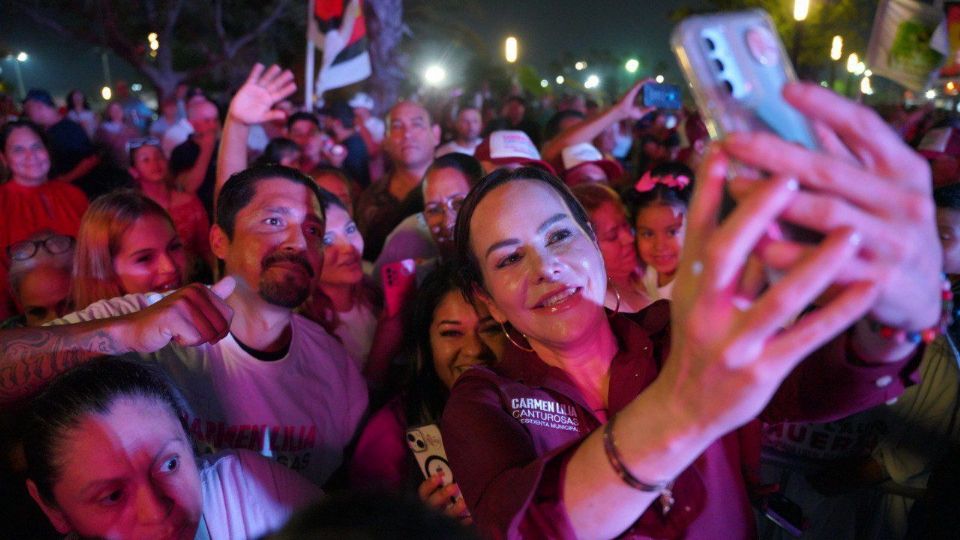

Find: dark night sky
1;1;701;104
458;0;698;72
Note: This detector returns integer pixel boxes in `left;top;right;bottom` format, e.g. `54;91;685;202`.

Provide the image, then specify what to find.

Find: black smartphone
642;83;682;110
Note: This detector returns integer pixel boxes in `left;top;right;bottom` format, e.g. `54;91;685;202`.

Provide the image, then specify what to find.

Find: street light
625;58;640;73
7;51;29;99
926;89;937;100
830;36;843;61
101;86;112;100
575;61;586;71
540;79;549;88
423;65;447;86
846;53;859;73
505;37;518;64
556;75;565;84
584;74;600;89
655;74;665;84
794;0;809;21
860;76;874;96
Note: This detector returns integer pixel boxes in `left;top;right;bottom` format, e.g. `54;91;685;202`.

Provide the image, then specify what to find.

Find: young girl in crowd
571;183;650;312
71;190;186;310
0;120;88;320
24;357;320;539
3;230;75;328
127;138;211;274
625;161;693;301
349;263;504;522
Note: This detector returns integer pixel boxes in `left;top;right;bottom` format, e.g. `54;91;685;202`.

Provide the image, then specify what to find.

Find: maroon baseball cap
474;130;556;174
918;127;960;160
557;143;624;186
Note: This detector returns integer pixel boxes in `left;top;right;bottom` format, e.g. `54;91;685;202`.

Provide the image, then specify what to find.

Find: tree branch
12;2;101;46
223;0;293;58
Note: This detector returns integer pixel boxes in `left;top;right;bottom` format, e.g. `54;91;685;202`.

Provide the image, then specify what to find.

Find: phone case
381;258;416;317
671;9;817;150
642;83;682;110
405;424;454;486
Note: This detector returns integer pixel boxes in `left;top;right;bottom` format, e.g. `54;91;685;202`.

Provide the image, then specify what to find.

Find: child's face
635;203;686;279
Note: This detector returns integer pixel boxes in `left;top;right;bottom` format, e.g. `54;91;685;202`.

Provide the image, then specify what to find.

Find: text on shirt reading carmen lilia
510;398;580;431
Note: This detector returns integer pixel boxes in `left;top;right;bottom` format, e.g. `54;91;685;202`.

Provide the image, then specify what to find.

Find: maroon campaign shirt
441;301;921;539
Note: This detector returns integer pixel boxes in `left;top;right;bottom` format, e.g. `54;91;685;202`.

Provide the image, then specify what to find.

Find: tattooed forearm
0;324;125;405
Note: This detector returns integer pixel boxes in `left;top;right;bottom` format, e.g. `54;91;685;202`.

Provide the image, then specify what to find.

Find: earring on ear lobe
610;284;622;316
500;321;534;352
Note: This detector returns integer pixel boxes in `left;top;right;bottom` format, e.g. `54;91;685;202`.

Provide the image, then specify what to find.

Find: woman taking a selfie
442;83;943;539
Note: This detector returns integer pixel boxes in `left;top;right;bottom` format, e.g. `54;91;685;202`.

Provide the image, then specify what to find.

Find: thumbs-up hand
122;278;236;353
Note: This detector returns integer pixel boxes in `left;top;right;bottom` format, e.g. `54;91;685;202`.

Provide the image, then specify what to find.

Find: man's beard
258;251;314;308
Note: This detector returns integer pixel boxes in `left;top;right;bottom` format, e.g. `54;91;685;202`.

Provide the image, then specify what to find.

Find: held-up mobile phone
671;9;821;243
759;492;805;537
405;424;454;487
381;259;416;318
641;82;682;110
671;9;817;149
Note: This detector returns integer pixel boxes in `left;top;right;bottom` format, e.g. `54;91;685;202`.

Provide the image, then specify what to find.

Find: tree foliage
10;0;298;99
671;0;877;77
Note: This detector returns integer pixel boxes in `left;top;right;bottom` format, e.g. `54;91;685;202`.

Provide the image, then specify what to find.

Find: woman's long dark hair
403;262;471;426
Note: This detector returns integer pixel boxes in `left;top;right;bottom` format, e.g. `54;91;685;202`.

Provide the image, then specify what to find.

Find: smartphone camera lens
705;37;716;51
722;80;734;95
714;59;725;72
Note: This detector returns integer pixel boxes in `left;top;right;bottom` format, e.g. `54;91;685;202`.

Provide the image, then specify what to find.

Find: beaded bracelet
866;276;955;345
602;414;675;514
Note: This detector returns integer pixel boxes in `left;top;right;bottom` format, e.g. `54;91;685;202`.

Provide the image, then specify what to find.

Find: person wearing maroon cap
473;130;555;175
916;125;960;188
442;83;943;539
556;142;625;186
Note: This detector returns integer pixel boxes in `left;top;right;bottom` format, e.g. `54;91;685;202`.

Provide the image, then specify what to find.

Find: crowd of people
0;58;956;539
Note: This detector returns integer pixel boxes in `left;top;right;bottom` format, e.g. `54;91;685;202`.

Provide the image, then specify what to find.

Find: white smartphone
405;423;454;487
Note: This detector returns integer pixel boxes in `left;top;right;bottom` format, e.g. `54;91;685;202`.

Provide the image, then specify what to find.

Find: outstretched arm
541;81;651;163
217;64;297;206
0;279;235;406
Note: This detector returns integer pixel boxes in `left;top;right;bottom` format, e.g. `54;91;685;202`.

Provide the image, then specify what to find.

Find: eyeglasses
6;235;75;261
424;196;466;220
125;137;161;154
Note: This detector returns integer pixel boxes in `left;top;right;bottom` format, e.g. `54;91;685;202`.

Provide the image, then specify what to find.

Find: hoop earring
500;321;534;352
610;285;622;316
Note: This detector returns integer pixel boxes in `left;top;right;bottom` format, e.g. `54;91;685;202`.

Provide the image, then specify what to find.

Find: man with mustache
0;165;368;488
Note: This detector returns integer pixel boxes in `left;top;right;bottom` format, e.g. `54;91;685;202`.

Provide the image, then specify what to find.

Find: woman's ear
26;479;71;534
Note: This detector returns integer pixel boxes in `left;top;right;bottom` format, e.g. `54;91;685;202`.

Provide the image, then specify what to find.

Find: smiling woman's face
113;214;186;295
469;179;607;348
429;290;504;389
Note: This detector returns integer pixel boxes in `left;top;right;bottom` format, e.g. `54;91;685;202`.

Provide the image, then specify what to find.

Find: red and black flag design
309;0;372;93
